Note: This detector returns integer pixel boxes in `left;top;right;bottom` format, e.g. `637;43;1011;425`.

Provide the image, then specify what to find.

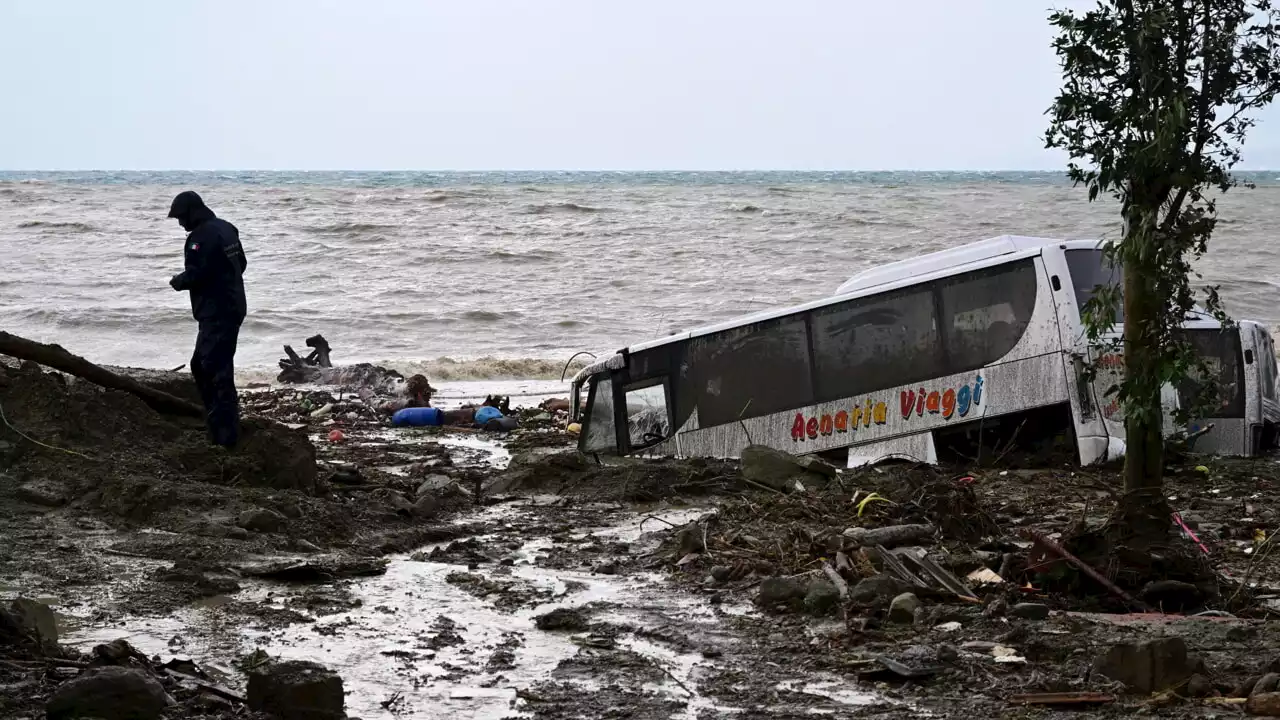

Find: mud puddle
60;500;787;719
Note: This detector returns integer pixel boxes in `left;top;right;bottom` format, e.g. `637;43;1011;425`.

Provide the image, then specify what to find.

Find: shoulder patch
189;242;200;251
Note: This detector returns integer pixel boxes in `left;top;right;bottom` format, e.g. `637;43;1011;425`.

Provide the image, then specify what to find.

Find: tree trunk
1116;207;1172;542
0;331;204;418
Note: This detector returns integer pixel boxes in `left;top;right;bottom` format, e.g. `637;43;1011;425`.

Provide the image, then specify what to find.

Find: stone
1090;637;1196;695
888;593;921;624
850;574;908;604
1235;675;1265;698
1249;693;1280;716
534;608;589;631
227;526;251;540
247;660;345;720
1010;603;1050;621
413;494;440;519
0;598;59;652
757;577;806;608
16;480;67;507
1140;580;1204;611
237;508;287;534
380;491;415;516
416;474;454;496
1255;673;1280;697
1186;673;1212;698
740;445;832;491
803;579;842;616
46;666;173;720
709;566;734;583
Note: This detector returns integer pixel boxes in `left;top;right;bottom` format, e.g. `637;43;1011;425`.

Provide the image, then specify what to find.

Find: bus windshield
1064;249;1124;323
1178;328;1246;418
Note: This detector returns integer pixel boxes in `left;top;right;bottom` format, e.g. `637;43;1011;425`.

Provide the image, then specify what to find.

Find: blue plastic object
474;406;504;426
392;406;443;427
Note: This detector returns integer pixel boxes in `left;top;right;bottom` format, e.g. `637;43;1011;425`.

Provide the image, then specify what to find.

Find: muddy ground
2;360;1280;719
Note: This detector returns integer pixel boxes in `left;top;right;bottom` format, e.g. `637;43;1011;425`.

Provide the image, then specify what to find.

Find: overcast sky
3;0;1279;171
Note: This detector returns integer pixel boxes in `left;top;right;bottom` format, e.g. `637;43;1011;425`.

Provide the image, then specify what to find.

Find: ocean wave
17;220;95;232
729;204;764;213
306;222;396;236
486;249;558;262
461;310;521;322
523;202;606;215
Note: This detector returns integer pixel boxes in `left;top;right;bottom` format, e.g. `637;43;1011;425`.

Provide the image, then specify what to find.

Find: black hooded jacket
169;192;248;321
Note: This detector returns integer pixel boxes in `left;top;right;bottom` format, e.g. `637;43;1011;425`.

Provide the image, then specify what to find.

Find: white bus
571;236;1280;467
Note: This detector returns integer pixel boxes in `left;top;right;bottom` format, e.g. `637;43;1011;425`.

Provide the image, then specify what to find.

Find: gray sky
3;0;1279;171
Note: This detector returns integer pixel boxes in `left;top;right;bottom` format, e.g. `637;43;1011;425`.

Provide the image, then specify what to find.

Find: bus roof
834;235;1100;295
620;235;1099;356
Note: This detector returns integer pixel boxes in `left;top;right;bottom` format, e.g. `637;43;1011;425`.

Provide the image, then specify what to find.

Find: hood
168;191;216;231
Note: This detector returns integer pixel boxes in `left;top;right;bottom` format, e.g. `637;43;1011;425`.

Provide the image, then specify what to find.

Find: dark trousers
191;316;242;447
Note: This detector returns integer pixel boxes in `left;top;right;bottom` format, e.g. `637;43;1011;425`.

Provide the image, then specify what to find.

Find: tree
1045;0;1280;541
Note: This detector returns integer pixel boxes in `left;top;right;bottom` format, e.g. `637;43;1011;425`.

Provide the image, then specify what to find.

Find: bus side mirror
1246;349;1255;365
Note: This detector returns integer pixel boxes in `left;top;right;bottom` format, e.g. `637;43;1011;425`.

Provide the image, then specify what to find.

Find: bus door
1042;247;1116;464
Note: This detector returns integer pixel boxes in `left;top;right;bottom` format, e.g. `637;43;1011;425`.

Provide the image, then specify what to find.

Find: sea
3;170;1280;388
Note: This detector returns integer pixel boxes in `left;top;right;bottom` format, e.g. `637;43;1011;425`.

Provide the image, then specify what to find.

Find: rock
674;524;706;555
1255;673;1280;697
983;597;1008;618
888;593;921;624
416;474;454;496
16;480;67;507
93;638;143;664
850;574;908;604
803;580;841;616
413;494;440;519
534;608;589;631
593;561;620;576
247;660;345;720
937;644;959;663
227;526;251;540
1186;673;1212;698
709;565;734;583
740;445;833;491
1091;637;1197;694
46;666;173;720
378;491;415;516
237;508;288;534
1235;675;1264;698
277;501;304;519
0;598;59;652
757;577;806;608
1140;580;1204;611
1250;693;1280;716
294;539;322;553
961;641;999;652
1010;603;1050;621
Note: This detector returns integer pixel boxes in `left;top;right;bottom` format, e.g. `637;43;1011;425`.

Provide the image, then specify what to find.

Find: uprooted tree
1045;0;1280;544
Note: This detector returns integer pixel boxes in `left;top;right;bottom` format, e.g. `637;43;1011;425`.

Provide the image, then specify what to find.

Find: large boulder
740;445;836;491
247;660;345;720
0;598;59;653
46;666;173;720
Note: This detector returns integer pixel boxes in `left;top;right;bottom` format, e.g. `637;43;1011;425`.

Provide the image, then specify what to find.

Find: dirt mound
0;362;318;520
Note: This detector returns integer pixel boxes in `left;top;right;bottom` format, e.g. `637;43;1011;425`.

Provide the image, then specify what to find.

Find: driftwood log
0;331;203;417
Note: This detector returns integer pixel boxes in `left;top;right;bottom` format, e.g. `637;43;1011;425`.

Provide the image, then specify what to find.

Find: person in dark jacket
168;191;248;447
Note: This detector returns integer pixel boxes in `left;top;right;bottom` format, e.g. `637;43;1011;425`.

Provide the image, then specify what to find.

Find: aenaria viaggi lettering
791;376;984;443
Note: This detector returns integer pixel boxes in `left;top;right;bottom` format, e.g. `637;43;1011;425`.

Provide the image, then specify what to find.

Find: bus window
1178;329;1245;418
938;259;1037;369
582;376;619;453
684;316;812;426
625;382;670;449
1064;249;1124;322
811;287;943;402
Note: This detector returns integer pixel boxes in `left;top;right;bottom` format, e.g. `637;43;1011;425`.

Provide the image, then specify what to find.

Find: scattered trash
327;429;345;443
934;621;962;633
992;646;1026;664
966;567;1004;585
